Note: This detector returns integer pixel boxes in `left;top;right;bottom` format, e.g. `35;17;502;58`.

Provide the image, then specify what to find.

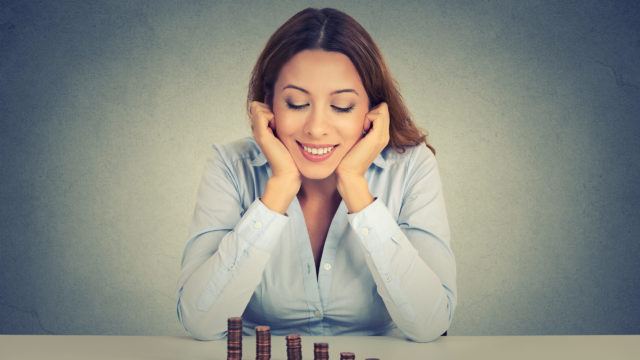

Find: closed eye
286;102;354;113
286;102;308;110
333;105;354;113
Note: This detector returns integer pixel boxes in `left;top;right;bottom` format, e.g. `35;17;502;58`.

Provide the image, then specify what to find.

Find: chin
299;166;337;180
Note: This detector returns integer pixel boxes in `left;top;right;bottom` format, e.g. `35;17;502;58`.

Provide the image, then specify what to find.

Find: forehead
276;50;364;94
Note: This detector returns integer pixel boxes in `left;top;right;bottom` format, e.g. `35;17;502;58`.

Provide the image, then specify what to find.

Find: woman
176;7;457;343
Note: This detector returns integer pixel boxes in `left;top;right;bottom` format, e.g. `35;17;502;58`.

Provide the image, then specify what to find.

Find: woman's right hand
249;101;302;193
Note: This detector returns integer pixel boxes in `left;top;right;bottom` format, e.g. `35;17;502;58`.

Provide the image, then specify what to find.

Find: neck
298;173;340;202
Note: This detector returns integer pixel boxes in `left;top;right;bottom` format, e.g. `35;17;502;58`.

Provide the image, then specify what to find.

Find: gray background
1;0;639;336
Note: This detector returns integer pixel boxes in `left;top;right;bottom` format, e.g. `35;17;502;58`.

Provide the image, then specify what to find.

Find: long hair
247;7;436;156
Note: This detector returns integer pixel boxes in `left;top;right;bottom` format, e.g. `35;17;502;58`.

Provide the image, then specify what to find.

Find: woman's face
272;49;370;180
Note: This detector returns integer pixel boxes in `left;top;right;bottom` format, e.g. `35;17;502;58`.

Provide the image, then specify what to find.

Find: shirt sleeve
346;145;457;342
176;144;290;341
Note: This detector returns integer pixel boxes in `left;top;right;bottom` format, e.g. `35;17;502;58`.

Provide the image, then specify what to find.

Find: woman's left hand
336;102;390;180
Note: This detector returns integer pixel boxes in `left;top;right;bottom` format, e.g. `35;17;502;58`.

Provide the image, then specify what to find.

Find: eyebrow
282;84;359;96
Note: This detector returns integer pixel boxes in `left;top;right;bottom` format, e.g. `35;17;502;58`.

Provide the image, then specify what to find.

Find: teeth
303;145;334;155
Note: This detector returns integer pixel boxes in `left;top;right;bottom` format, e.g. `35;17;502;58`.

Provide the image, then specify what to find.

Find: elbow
404;329;448;343
184;324;226;342
402;321;449;343
177;296;226;341
403;296;454;343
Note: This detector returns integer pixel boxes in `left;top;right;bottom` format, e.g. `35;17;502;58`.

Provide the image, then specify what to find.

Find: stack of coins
313;342;329;360
285;334;302;360
227;317;242;360
340;352;355;360
255;325;271;359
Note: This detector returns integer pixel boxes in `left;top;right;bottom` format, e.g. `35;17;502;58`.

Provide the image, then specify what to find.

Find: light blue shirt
176;136;457;342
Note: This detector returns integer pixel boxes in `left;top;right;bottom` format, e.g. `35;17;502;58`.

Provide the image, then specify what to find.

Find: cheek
272;110;298;136
274;117;293;132
338;113;367;138
274;120;303;152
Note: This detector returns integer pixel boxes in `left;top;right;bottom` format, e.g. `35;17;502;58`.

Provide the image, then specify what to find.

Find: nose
303;105;329;137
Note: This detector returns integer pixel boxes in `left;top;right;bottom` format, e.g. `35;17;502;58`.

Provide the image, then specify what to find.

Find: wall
1;0;639;335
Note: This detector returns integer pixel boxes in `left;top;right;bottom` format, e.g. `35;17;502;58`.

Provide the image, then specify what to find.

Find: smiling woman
270;49;369;182
248;9;436;157
176;7;456;343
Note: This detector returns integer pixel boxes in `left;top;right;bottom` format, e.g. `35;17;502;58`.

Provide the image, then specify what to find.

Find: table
0;335;638;359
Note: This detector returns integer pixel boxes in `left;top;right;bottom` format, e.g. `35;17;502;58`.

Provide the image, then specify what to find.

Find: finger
249;101;263;115
255;115;276;142
370;102;385;112
365;111;378;131
250;101;270;116
364;118;372;132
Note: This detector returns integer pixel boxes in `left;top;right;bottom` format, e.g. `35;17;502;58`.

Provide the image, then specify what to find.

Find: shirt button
253;221;262;229
361;227;369;236
323;263;332;271
314;310;322;318
383;273;392;283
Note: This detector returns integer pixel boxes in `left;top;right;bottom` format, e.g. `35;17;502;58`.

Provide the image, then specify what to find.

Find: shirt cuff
235;197;290;253
346;197;403;255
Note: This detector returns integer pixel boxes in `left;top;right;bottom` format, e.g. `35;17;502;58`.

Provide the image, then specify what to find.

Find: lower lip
298;142;337;162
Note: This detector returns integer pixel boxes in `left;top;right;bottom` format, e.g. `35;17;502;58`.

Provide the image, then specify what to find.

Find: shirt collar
249;143;388;169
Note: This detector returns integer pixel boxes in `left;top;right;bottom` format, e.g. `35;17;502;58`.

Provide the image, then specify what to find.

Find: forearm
347;198;456;342
178;234;273;340
177;198;290;340
362;244;451;342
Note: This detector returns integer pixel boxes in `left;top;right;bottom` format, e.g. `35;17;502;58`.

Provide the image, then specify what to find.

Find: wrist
261;176;300;214
268;175;301;196
337;175;374;213
336;173;365;192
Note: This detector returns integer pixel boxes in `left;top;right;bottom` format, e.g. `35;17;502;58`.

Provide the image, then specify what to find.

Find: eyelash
286;102;354;113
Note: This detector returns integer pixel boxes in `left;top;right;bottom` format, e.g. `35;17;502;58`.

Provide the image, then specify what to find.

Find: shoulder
203;137;265;204
209;136;264;167
372;144;440;212
382;143;437;171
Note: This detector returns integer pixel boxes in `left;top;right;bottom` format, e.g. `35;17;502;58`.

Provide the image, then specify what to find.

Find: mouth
296;141;339;163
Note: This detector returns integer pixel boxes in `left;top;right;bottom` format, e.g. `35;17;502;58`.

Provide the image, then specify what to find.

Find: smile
297;141;338;162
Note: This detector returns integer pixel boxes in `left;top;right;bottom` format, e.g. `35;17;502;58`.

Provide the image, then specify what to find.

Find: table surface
0;335;638;360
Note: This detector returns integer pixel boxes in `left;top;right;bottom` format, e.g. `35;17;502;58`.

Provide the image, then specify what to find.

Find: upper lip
297;141;338;148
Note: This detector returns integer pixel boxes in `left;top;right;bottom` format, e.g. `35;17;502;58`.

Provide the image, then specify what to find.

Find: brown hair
247;7;436;156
